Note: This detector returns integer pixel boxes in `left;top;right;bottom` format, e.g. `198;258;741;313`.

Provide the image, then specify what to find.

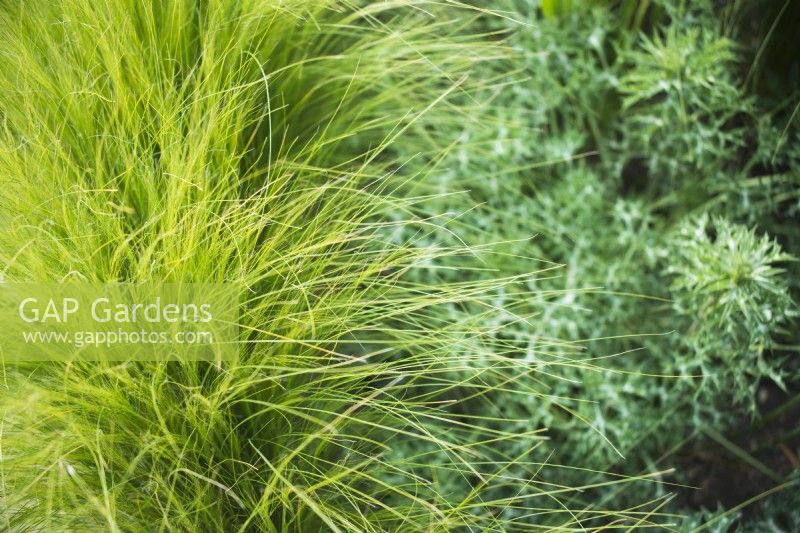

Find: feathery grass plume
0;1;658;531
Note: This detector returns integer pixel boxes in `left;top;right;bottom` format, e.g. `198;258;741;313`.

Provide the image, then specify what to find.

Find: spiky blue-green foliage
393;0;800;527
668;215;795;401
